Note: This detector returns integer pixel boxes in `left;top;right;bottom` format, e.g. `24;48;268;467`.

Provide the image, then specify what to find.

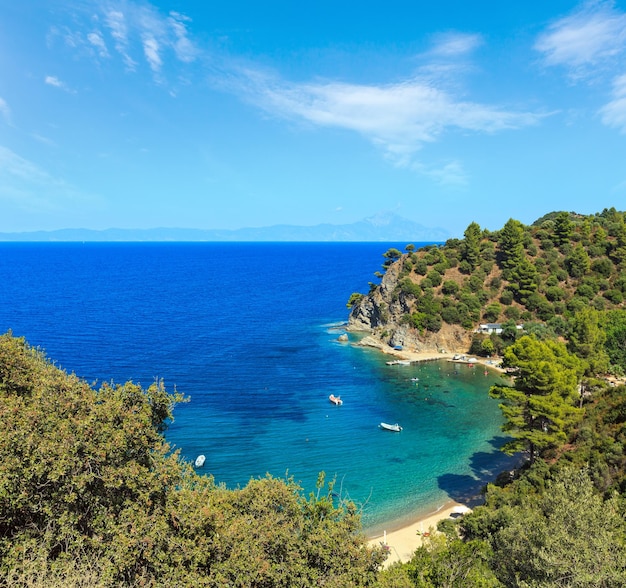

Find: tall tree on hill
490;336;584;463
509;257;539;304
497;218;525;278
461;221;482;272
603;309;626;373
553;211;573;246
565;243;591;278
567;307;610;376
609;219;626;268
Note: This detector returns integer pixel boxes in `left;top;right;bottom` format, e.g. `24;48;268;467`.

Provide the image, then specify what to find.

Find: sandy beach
367;501;472;566
354;335;507;374
355;341;506;567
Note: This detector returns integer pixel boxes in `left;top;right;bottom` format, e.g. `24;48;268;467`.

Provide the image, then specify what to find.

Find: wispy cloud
0;98;11;125
54;1;199;81
141;34;162;73
535;2;626;133
0;146;97;212
428;32;483;58
105;9;136;70
411;160;469;187
31;133;57;147
228;67;542;176
45;75;75;93
599;73;626;131
535;1;626;80
87;30;109;58
168;11;197;63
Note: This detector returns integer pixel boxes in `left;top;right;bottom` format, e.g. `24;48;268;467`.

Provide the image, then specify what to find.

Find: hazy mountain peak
0;213;449;242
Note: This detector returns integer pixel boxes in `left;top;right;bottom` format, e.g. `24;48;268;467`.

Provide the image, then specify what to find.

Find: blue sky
2;0;626;237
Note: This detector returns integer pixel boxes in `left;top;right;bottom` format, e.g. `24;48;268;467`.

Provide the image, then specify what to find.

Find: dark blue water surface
0;242;514;532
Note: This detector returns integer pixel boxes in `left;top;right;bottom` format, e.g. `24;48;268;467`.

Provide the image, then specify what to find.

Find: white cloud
50;3;200;79
429;32;483;57
231;68;542;171
45;75;63;88
599;73;626;131
87;30;109;58
142;35;162;73
169;11;196;63
45;75;74;93
535;1;626;80
105;9;137;70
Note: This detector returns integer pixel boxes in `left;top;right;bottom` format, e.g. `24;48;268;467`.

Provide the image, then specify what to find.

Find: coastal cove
0;242;515;533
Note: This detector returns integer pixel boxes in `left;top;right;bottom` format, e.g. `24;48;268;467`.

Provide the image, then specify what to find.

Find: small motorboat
379;422;402;432
329;394;343;406
195;454;206;467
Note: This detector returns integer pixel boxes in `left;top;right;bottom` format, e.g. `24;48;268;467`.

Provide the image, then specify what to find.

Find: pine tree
490;336;584;463
497;218;525;277
462;221;482;271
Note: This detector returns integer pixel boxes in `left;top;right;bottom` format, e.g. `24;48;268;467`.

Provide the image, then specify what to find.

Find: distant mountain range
0;212;450;242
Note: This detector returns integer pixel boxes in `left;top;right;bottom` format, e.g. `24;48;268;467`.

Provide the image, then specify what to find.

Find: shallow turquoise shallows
0;242;515;532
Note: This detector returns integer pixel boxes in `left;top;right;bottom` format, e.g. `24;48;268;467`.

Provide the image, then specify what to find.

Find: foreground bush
0;332;384;586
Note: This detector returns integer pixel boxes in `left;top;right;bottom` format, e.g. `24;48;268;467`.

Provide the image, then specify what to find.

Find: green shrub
504;306;521;320
427;270;442;287
414;260;428;275
441;280;460;296
500;290;514;305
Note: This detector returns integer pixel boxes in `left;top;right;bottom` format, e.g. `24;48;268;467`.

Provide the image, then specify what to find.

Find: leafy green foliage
382;248;402;270
462;221;482;271
603;310;626;374
402;535;501;587
463;466;626;587
552;211;573;246
0;333;385;586
497;218;525;276
347;292;365;308
490;336;584;463
567;308;610;375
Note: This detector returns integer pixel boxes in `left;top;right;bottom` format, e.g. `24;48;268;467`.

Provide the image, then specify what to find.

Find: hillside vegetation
348;208;626;376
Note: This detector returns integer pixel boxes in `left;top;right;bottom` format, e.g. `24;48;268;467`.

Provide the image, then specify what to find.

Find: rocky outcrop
347;255;471;354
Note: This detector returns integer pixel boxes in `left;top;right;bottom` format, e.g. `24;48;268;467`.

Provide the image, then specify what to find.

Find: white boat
195;454;206;467
329;394;343;406
379;422;402;432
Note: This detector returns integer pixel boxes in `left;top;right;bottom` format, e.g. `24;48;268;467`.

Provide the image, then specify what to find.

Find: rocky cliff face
347;255;471;354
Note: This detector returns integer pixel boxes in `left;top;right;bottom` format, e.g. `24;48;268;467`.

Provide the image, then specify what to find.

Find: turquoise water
0;242;514;533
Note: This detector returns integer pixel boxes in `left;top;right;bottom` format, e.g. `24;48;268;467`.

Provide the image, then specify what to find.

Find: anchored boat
379;422;402;432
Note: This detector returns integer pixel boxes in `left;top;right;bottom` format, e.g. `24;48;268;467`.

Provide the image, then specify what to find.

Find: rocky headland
346;250;472;356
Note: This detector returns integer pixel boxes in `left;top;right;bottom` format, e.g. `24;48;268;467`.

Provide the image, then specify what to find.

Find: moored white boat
329;394;343;406
379;422;402;432
195;454;206;467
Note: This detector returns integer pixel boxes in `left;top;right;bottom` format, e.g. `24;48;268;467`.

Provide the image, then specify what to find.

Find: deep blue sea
0;242;516;533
